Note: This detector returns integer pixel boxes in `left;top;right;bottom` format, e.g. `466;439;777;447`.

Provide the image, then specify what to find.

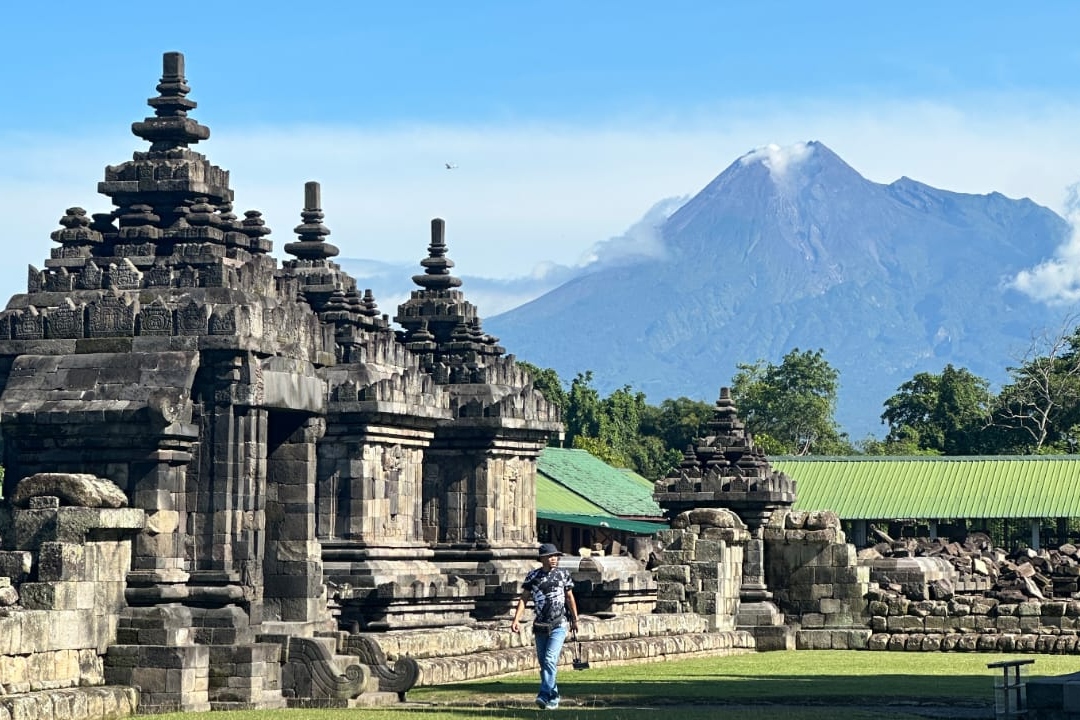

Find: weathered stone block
20;582;79;611
0;552;33;582
654;565;690;584
656;584;685;602
1018;601;1042;616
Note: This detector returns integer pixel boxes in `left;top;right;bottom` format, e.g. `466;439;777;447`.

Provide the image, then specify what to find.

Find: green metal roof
619;468;656;493
537;447;664;518
535;473;666;535
536;472;612;516
536;510;667;535
773;456;1080;520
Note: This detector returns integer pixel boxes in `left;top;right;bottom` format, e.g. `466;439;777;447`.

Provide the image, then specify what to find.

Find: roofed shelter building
535;447;667;558
772;456;1080;551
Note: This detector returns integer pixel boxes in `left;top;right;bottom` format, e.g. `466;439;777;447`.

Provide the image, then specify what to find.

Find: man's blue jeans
534;622;568;703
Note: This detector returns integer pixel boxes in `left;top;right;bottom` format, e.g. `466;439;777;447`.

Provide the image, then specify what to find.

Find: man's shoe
535;697;547;709
546;697;560;709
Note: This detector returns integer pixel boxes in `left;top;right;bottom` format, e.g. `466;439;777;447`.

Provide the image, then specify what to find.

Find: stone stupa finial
411;218;462;291
284;181;340;261
131;51;211;152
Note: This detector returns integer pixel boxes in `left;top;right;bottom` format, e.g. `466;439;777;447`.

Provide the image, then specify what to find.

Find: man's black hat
538;543;563;558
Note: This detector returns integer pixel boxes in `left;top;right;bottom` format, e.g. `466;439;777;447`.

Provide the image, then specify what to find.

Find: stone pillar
125;424;198;605
735;507;787;629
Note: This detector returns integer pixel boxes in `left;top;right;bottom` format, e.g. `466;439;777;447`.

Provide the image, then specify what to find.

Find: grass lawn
151;650;1078;720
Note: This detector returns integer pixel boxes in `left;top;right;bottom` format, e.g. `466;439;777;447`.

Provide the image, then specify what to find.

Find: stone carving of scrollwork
282;636;367;703
344;635;420;700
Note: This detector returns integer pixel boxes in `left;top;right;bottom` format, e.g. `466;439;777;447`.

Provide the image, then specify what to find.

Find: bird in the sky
445;163;458;170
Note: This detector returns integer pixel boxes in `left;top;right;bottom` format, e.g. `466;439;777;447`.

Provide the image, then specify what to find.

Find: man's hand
511;619;521;633
569;617;579;634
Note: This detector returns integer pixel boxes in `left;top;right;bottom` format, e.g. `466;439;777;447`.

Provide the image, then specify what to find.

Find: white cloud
1010;182;1080;305
6;97;1080;315
580;195;686;268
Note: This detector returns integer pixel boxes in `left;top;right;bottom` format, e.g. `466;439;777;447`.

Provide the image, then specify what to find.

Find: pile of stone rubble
857;529;1080;602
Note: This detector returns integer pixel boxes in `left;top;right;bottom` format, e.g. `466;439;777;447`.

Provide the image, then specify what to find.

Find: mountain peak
663;140;869;241
487;143;1071;438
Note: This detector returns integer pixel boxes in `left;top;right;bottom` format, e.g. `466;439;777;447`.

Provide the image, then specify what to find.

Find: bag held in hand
532;619;561;634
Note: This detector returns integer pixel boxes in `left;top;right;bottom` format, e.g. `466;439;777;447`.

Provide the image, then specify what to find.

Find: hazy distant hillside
485;142;1070;438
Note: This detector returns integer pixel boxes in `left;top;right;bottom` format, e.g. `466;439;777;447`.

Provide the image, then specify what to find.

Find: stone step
0;685;138;720
413;630;755;686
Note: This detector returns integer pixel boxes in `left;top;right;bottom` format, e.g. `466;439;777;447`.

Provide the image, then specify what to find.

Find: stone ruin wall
762;509;873;651
761;508;1080;655
0;476;143;719
652;508;746;630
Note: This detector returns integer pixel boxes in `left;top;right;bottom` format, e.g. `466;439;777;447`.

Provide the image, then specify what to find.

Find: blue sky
6;2;1080;312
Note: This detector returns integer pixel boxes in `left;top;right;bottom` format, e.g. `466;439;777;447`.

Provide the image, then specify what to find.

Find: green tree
730;348;850;456
558;372;683;479
517;361;568;415
880;364;992;455
641;397;715;454
564;371;602;447
856;427;930;456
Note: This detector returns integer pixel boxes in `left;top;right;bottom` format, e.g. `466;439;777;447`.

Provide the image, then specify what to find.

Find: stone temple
0;51;569;711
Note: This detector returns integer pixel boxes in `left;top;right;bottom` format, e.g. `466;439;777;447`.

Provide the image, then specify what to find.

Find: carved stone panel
44;268;74;293
87;293;135;337
77;261;103;290
145;263;173;287
13;308;44;340
108;259;143;290
47;300;85;339
209;308;237;335
177;300;207;335
139;299;174;336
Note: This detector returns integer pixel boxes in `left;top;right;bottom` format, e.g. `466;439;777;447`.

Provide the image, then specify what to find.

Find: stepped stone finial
131;52;211;151
412;218;462;290
284;181;340;260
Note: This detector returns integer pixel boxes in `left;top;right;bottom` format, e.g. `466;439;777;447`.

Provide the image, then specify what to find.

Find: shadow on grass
413;672;997;708
396;706;934;720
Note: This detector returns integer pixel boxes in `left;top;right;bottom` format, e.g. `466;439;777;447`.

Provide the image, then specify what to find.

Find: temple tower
395;219;562;616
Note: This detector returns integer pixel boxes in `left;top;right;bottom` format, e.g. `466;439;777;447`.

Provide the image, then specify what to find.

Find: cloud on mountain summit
739;142;815;182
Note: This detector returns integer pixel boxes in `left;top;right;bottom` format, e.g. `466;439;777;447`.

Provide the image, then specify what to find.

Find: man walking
511;543;579;709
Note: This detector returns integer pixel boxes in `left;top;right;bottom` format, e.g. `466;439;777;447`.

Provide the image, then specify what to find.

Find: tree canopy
880;364;992;455
730;348;851;455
